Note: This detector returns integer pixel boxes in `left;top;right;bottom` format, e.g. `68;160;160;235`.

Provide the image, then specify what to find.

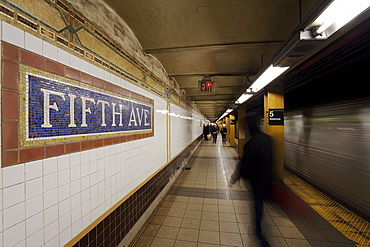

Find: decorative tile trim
0;0;163;96
0;0;204;116
0;3;14;18
1;43;154;167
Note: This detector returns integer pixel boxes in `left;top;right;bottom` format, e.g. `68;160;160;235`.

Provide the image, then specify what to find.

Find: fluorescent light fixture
249;65;289;93
218;109;234;120
308;0;370;37
235;93;253;104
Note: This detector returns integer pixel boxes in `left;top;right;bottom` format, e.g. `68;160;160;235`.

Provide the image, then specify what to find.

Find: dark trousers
254;193;270;247
212;133;217;143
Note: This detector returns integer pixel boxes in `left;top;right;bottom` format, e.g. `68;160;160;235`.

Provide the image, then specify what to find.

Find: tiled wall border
0;0;202;112
1;42;154;167
0;0;154;91
67;135;203;247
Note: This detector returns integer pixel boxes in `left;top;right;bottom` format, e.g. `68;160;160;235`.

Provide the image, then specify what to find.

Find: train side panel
285;101;370;218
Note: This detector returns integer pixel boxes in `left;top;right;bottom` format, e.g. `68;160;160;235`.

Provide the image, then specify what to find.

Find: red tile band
1;43;155;167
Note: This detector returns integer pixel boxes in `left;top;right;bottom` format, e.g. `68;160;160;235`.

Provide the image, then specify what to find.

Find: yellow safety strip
284;170;370;247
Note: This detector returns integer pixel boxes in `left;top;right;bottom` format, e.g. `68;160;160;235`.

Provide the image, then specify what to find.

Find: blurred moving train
285;100;370;220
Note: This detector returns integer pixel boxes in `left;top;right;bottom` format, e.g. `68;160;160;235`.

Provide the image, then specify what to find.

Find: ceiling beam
181;86;244;90
189;95;236;101
171;72;254;77
144;40;285;53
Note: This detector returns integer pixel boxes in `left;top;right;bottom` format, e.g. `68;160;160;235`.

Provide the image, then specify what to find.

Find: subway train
284;100;370;220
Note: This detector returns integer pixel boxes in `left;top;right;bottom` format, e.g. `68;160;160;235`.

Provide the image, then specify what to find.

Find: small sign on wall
268;109;284;125
239;129;246;139
165;88;171;99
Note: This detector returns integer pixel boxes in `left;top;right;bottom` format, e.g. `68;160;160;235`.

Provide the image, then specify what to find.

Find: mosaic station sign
25;74;152;144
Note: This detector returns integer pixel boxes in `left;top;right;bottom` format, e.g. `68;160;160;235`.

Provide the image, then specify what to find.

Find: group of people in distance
203;123;227;143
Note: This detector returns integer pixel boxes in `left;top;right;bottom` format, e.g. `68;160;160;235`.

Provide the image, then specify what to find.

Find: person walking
210;124;218;143
203;124;210;141
221;125;227;143
230;114;272;247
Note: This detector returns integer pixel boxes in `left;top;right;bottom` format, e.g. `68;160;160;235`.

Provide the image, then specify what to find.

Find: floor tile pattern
134;137;358;247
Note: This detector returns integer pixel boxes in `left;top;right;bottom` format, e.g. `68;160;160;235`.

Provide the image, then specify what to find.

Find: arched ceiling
103;0;320;118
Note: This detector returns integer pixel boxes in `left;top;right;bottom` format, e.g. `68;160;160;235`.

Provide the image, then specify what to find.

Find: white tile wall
3;183;24;208
27;228;44;247
26;178;42;200
42;40;58;61
25;194;43;218
57;48;70;66
26;212;43;237
0;21;203;246
25;160;43;181
69;54;80;71
3;202;25;229
192;110;204;140
4;221;25;247
25;32;42;55
169;103;203;159
2;21;24;49
3;164;25;188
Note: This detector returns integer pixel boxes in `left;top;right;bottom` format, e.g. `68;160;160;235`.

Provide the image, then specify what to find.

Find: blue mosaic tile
27;74;152;139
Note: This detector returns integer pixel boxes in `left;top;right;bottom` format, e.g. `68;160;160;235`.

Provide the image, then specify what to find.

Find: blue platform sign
27;74;152;140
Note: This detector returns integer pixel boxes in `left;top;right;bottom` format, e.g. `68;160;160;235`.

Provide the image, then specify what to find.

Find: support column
264;86;284;180
229;114;236;147
237;105;247;159
225;116;230;142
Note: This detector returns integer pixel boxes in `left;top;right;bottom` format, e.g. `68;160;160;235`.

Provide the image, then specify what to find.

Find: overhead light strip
235;93;253;104
249;65;289;93
233;65;289;106
307;0;370;37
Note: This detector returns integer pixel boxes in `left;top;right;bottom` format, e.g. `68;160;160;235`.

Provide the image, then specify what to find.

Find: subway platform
133;136;369;247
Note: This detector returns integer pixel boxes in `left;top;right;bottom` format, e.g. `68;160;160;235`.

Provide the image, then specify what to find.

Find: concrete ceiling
103;0;319;118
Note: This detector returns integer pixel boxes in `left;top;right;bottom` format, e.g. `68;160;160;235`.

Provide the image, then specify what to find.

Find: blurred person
221;124;227;143
230;114;272;247
203;124;210;141
210;124;219;143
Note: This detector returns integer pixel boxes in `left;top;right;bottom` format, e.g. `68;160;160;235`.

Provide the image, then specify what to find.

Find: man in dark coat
203;124;210;141
230;114;272;247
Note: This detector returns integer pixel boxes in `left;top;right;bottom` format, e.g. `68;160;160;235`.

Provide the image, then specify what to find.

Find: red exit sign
198;80;215;92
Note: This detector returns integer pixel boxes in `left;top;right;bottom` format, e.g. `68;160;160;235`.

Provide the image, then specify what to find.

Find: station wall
0;0;205;246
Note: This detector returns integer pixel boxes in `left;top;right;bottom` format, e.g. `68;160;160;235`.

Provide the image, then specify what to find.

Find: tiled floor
133;136;358;247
